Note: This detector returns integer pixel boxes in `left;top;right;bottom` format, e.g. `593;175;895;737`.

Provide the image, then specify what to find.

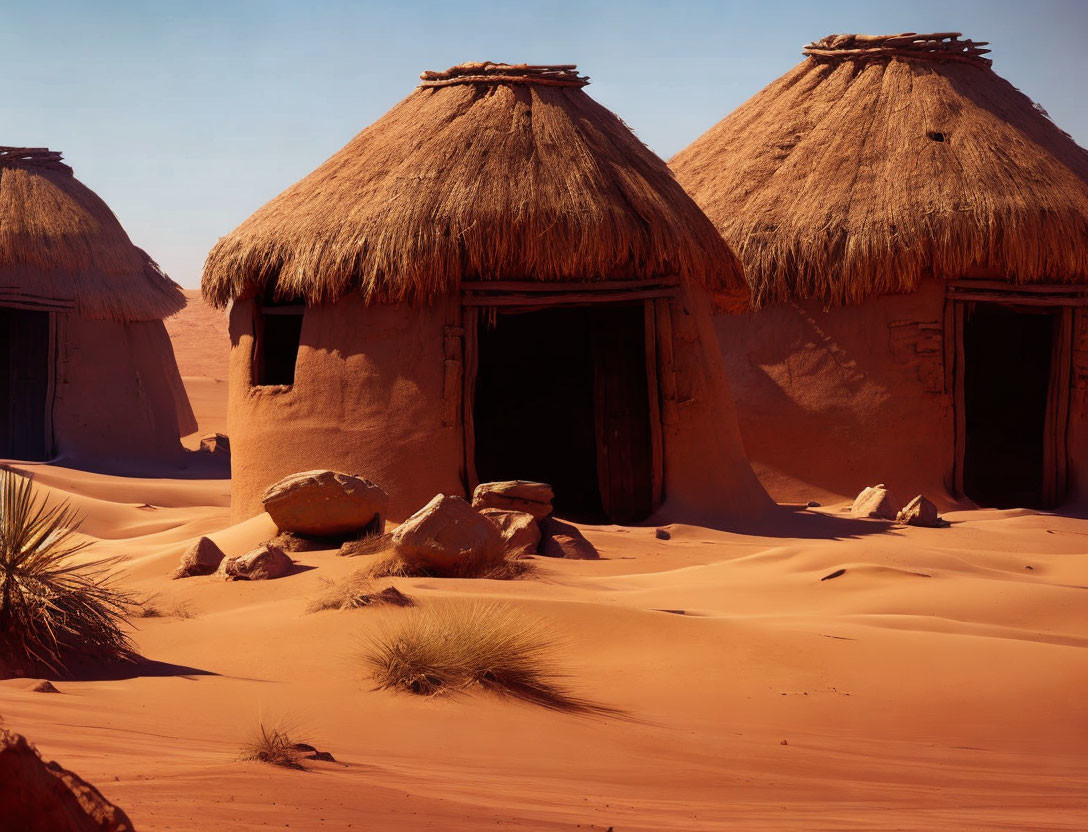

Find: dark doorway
473;304;655;524
0;307;51;460
962;303;1056;508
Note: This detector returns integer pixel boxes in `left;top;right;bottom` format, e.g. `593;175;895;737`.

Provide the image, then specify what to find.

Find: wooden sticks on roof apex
419;62;589;88
803;32;993;67
0;146;73;174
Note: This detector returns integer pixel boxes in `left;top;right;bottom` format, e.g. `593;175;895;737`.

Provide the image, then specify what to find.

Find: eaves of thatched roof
0;147;184;321
670;33;1088;307
202;62;746;309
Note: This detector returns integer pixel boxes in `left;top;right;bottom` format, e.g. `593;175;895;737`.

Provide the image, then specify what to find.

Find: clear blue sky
3;0;1086;289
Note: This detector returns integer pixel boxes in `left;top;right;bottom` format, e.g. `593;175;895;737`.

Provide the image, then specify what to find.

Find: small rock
390;494;505;576
896;495;942;527
821;568;846;581
218;543;293;581
540;517;598;559
850;484;901;520
305;751;336;762
780;740;789;746
263;470;389;538
479;508;541;556
654;527;670;540
29;680;60;694
199;433;230;456
0;729;135;831
372;586;414;607
472;481;554;521
806;500;821;508
172;537;226;579
290;743;317;753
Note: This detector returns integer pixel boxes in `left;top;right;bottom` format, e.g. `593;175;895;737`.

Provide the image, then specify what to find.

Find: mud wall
656;285;775;526
715;279;955;506
52;315;192;468
227;295;464;523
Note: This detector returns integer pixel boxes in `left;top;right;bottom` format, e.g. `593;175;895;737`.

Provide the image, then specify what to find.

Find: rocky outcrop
540;517;598;559
850;484;901;520
198;433;230;456
480;508;541;556
218;543;293;581
172;537;226;579
391;494;505;576
471;481;553;521
897;495;942;527
0;729;135;831
262;470;388;538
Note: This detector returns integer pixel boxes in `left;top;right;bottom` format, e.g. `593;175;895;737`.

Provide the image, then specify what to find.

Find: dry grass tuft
359;549;535;581
239;720;306;770
360;602;608;713
0;469;137;677
136;595;196;620
306;572;413;613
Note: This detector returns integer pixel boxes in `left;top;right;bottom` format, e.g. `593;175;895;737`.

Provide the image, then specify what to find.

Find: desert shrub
0;469;136;676
136;594;195;619
306;572;413;613
360;602;604;712
239;720;305;770
360;549;534;581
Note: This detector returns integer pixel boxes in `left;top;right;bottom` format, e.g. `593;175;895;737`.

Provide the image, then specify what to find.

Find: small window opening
927;131;946;142
254;287;304;386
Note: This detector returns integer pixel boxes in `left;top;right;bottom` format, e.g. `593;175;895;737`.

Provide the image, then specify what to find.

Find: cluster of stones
172;471;598;581
850;484;944;527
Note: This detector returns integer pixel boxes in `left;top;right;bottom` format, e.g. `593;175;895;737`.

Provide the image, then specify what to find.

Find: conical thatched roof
202;62;746;309
670;33;1088;307
0;147;184;320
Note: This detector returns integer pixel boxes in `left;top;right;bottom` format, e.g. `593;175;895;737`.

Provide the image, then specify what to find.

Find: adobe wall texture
716;279;957;507
227;295;464;523
52;315;193;468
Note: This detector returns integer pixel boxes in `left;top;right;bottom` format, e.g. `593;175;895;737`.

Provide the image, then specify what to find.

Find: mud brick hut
671;34;1088;509
0;147;195;466
202;62;773;525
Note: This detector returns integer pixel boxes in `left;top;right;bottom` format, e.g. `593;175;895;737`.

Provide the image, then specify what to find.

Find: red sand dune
1;292;1087;830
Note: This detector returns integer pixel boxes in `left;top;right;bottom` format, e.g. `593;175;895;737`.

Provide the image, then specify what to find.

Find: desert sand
2;292;1087;831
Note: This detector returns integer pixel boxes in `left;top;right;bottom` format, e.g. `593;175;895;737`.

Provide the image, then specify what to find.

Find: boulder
218;543;293;581
540;517;598;559
850;484;901;520
199;432;230;456
172;536;226;579
391;494;505;575
480;508;541;556
0;728;135;831
897;495;942;527
263;470;388;538
472;481;554;521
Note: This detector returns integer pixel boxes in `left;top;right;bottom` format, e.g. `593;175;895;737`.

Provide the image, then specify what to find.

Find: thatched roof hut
204;62;769;526
0;147;185;320
671;33;1088;308
1;147;193;465
203;62;746;310
670;34;1088;512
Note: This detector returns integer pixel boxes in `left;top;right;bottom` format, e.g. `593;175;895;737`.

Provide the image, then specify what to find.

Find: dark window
254;291;304;386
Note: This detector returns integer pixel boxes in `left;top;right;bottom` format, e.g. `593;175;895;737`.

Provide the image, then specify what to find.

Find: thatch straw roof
670;33;1088;307
202;62;745;309
0;147;184;321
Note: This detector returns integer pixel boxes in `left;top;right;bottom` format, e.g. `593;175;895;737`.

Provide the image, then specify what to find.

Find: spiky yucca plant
0;469;136;676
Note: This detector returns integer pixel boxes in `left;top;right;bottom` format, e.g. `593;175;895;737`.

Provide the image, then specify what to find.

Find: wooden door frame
947;281;1080;506
457;281;678;512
